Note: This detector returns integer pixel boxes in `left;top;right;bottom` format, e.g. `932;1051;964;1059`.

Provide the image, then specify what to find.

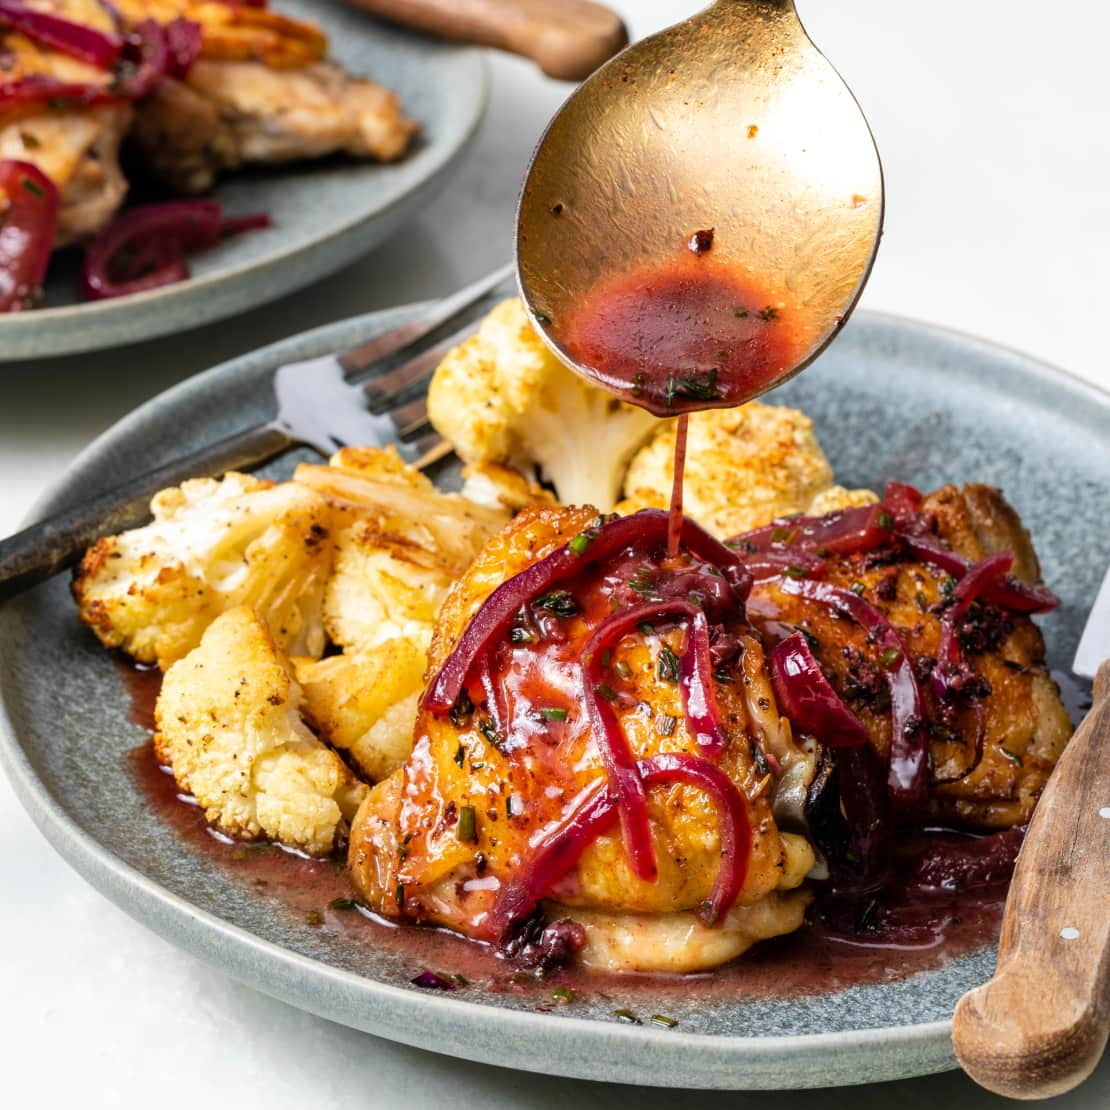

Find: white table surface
1;2;1107;1106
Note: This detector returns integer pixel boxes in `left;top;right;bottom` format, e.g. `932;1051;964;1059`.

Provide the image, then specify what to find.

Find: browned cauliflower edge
154;606;367;856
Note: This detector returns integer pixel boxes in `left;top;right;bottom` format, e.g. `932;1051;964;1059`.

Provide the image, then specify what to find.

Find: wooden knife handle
952;660;1110;1098
340;0;628;80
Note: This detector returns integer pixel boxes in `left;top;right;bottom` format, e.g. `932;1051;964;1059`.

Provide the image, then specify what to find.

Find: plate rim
1;306;1107;1089
0;35;489;361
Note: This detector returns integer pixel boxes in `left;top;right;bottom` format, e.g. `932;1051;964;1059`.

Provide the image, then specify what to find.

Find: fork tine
389;395;430;438
338;263;514;377
363;320;480;412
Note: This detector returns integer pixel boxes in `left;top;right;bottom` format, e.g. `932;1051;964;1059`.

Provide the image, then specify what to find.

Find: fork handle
0;421;293;602
341;0;628;81
952;660;1110;1098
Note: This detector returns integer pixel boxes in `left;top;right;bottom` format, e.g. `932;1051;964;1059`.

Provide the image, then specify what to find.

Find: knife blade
1074;562;1110;679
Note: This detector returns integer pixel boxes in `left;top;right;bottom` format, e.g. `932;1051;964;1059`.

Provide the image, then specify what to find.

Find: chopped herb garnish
733;305;749;317
306;910;324;927
396;882;405;909
799;628;821;652
535;590;579;617
879;646;903;669
449;689;473;728
759;305;779;321
457;804;478;842
506;795;520;818
784;564;808;579
399;835;411;863
699;901;719;927
601;648;612;668
540;706;567;721
477;717;502;747
770;526;794;544
615;660;633;679
712;668;734;683
628;566;658;595
657;645;680;682
595;682;619;702
552;986;576;1004
510;626;537;644
612;1009;642;1025
651;1014;679;1029
1001;748;1023;767
329;897;358;911
656;714;677;737
750;741;770;777
637;621;654;636
877;510;895;531
915;591;929;612
21;176;45;198
941;575;957;597
855;898;882;933
850;580;867;596
569;529;597;557
671;367;721;402
454;743;466;767
631;372;647;397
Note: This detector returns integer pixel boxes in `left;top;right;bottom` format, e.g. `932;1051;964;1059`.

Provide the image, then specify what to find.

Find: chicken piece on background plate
739;481;1071;838
117;0;417;193
154;606;367;856
350;504;817;973
0;1;132;244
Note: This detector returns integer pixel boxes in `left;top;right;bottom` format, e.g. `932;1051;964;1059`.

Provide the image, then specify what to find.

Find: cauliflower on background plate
427;298;657;511
73;472;333;669
154;607;367;857
617;404;876;539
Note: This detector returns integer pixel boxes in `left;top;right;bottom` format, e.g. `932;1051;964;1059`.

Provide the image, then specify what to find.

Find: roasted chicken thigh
350;505;817;972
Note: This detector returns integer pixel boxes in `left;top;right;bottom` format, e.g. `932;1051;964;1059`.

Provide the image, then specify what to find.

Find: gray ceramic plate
0;1;486;362
1;306;1107;1089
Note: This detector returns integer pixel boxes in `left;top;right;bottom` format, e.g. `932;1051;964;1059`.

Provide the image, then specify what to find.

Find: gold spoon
515;0;883;412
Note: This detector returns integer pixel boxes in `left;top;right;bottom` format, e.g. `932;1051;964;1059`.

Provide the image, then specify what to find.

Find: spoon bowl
515;0;883;412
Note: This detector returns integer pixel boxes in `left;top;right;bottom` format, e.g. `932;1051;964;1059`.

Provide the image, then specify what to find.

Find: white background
1;1;1107;1106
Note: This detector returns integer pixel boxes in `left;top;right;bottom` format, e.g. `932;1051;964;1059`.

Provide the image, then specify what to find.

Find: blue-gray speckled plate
1;307;1107;1089
0;1;486;362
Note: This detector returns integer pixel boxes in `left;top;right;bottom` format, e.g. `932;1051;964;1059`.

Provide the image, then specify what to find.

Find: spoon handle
952;660;1110;1098
340;0;628;81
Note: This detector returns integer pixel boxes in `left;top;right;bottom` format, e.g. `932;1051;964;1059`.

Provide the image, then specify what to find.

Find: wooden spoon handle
338;0;628;81
952;660;1110;1099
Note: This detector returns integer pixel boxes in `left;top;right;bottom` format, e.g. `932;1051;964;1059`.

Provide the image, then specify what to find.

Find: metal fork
0;264;515;601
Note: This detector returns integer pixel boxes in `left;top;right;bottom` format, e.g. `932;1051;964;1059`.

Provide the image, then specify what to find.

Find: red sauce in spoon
557;253;808;417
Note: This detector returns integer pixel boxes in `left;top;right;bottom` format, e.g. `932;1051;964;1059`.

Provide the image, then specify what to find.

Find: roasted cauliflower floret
617;404;876;538
294;629;429;783
73;472;333;669
154;607;367;856
294;446;513;651
427;298;657;511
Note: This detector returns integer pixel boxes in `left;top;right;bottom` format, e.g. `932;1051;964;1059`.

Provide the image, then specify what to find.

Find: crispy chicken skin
747;484;1071;829
350;505;815;972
